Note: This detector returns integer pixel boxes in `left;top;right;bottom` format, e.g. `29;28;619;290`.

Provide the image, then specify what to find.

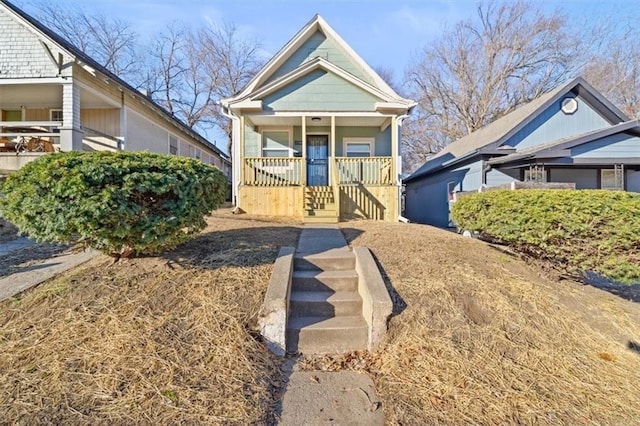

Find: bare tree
403;1;582;171
199;22;264;154
33;2;142;85
582;24;640;118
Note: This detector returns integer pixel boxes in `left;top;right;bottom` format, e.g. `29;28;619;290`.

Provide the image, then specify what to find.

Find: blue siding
549;169;598;189
292;126;391;156
486;168;519;186
266;30;374;85
262;69;378;112
571;133;640;158
404;159;482;227
503;96;610;150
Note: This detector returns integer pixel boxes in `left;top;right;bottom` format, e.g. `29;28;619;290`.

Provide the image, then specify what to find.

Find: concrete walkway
0;238;98;301
278;225;384;425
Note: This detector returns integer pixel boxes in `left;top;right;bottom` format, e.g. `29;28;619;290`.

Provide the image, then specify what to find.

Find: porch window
601;165;624;190
344;138;373;157
50;109;63;122
169;135;178;155
262;130;291;157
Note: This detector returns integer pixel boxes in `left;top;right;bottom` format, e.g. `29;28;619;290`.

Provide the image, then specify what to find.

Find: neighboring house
220;15;415;222
0;0;230;176
404;77;640;228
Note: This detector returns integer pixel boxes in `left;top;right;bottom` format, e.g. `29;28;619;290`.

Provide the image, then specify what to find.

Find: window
169;135;178;155
344;138;373;158
50;109;63;122
194;148;201;160
601;166;624;190
262;130;291;157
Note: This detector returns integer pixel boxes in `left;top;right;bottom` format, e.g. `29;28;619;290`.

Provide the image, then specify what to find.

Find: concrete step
287;315;368;354
294;251;355;271
292;270;359;292
302;216;339;224
290;290;362;316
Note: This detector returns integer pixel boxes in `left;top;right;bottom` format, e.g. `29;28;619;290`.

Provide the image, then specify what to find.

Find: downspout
482;160;492;187
219;102;241;212
396;113;411;223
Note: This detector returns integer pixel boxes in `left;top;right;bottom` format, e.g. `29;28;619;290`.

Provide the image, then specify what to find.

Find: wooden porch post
391;115;398;184
330;115;336;183
240;115;245;186
301;115;307;185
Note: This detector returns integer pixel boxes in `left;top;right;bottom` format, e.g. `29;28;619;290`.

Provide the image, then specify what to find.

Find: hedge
451;189;640;283
0;151;228;258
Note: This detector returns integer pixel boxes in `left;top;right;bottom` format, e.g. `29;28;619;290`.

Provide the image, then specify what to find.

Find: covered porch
238;113;401;221
0;78;123;172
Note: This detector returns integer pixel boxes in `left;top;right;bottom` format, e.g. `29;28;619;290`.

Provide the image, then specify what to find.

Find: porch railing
243;157;303;186
335;157;393;185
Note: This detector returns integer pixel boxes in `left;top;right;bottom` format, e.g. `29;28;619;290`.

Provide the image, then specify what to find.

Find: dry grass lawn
1;210;639;424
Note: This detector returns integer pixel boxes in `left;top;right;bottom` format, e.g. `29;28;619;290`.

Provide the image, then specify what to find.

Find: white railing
0;121;62;153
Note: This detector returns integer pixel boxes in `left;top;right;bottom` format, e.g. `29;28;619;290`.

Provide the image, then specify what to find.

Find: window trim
343;137;374;158
168;134;179;155
49;109;63;122
261;127;293;158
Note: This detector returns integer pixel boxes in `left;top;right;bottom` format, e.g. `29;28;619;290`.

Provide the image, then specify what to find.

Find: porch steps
304;186;338;223
287;227;367;354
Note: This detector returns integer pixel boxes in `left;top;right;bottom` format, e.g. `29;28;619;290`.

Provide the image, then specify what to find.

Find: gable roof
487;119;640;166
222;14;413;108
0;0;228;161
405;77;628;183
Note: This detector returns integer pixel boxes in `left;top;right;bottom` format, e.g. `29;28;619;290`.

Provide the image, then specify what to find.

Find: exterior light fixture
311;117;321;122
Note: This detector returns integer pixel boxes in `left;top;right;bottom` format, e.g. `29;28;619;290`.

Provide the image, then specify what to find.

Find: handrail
335;156;393;185
243;157;303;186
330;157;340;218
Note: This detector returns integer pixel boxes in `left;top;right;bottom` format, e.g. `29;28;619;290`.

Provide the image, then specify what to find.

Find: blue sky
14;0;639;149
18;0;634;83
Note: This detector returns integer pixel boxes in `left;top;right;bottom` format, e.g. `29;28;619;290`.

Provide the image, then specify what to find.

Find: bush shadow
0;243;70;279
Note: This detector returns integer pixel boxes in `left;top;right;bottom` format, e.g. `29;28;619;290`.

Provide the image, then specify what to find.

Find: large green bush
0;151;228;257
451;189;640;283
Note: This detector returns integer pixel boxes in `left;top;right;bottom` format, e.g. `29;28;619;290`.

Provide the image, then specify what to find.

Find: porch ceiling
247;114;389;127
0;83;117;109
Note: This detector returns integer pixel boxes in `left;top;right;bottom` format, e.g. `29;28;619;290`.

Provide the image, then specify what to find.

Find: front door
306;135;329;186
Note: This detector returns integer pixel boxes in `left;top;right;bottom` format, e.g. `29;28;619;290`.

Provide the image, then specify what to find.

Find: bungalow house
404;77;640;228
0;0;230;176
220;15;415;222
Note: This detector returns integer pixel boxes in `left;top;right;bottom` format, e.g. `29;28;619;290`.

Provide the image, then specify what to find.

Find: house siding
266;30;373;85
0;8;66;78
549;168;598;189
404;159;482;227
486;168;519;186
245;124;262;157
262;69;379;112
504;96;610;150
571;133;640;158
125;108;170;154
627;170;640;192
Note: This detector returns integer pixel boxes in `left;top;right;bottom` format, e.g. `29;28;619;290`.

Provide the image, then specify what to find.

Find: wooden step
287;315;368;354
290;290;362;316
292;270;359;292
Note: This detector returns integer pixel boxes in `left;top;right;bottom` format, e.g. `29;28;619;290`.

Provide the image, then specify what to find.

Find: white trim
0;77;68;85
261;127;294;157
343;137;374;157
221;15;412;106
246;111;392;118
49;109;63;122
75;80;122;108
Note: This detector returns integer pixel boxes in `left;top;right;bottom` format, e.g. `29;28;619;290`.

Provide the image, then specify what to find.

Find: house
220;15;415;222
404;77;640;228
0;0;230;176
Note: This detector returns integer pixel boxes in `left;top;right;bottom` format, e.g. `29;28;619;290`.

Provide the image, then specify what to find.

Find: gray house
404;77;640;228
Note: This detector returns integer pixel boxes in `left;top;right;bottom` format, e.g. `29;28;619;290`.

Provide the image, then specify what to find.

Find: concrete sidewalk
0;238;98;301
278;225;384;425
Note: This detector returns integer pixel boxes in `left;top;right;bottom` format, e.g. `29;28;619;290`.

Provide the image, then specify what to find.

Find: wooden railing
330;159;340;218
335;157;393;185
243;157;303;186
